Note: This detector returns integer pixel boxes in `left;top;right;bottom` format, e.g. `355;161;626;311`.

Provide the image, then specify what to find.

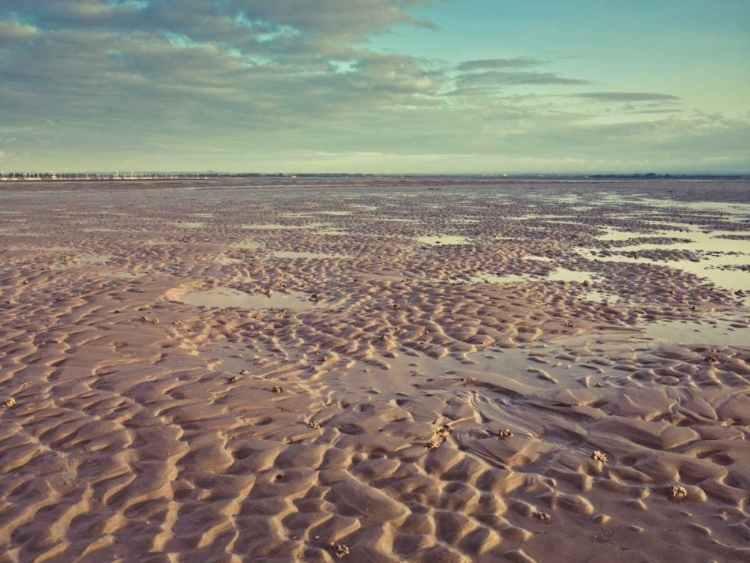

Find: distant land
1;172;748;182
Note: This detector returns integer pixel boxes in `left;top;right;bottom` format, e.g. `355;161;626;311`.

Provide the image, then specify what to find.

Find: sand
0;177;749;562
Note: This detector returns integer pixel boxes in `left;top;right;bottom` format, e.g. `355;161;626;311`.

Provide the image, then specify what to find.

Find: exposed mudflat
0;177;749;562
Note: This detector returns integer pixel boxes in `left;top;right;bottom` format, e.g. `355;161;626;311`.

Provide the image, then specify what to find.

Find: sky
0;0;748;174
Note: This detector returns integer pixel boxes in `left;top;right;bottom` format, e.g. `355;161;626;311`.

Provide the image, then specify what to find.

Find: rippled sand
1;177;749;562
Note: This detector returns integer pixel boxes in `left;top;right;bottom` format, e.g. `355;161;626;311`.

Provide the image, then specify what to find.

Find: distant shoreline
1;173;748;183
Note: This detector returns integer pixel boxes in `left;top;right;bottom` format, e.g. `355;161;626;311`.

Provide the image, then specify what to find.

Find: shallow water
647;319;750;347
470;273;531;284
584;222;750;300
78;255;112;265
418;235;472;246
216;257;243;265
177;287;323;310
233;241;261;250
274;251;345;259
546;268;599;283
241;223;324;230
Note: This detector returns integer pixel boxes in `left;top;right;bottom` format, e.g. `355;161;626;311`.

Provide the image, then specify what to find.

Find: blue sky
0;0;748;173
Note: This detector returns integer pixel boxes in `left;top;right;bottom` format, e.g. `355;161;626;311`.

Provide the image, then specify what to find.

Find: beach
1;177;749;562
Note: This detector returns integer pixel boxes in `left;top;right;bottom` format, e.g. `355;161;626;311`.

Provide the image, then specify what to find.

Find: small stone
272;386;284;393
592;450;607;463
534;511;552;524
436;424;452;438
705;355;718;363
498;429;514;438
594;382;604;388
240;369;250;376
328;543;349;558
425;440;439;450
669;485;688;502
228;376;240;384
3;398;16;409
308;421;322;429
460;377;477;384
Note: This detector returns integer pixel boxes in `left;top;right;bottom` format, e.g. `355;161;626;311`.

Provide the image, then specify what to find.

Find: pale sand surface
1;177;749;562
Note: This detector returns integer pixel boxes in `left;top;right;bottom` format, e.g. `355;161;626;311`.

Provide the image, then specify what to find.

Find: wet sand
1;177;749;562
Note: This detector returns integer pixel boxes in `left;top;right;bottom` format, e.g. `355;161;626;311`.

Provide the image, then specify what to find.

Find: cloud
0;0;437;44
452;71;589;94
569;92;682;103
0;21;38;45
456;58;545;72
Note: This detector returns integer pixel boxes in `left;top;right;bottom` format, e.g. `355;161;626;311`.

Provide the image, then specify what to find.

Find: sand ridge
1;177;749;562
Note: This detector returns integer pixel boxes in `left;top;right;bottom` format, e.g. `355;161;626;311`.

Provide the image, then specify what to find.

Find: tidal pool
647;319;750;347
177;287;323;310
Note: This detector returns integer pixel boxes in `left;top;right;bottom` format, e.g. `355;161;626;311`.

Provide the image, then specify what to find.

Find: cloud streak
456;58;545;72
569;92;682;103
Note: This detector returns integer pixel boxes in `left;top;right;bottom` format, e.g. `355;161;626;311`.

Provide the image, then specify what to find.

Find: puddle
648;319;750;347
527;256;555;262
42;246;76;252
233;241;261;250
377;345;608;391
358;273;405;282
51;255;112;270
316;229;349;236
585;291;622;304
274;251;345;259
546;268;599;283
471;274;532;284
78;255;112;265
585;227;750;297
177;287;323;310
615;229;750;255
596;227;685;242
241;223;324;230
418;235;473;246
